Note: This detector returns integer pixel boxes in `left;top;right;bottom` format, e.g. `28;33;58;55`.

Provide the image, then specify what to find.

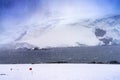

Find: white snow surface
0;64;120;80
1;15;120;48
20;19;99;48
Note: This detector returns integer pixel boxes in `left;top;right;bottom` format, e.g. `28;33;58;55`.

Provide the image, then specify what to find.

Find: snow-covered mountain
1;15;120;49
0;42;35;50
93;15;120;45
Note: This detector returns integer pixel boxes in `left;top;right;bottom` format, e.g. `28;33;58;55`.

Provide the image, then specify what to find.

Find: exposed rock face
100;38;113;45
94;28;113;45
95;28;106;37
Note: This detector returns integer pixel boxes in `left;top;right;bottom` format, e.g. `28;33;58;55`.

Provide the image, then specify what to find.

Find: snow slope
1;15;120;48
20;19;99;48
19;15;120;48
0;64;120;80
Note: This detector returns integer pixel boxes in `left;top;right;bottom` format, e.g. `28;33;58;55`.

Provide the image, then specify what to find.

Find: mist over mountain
1;15;120;49
1;0;120;49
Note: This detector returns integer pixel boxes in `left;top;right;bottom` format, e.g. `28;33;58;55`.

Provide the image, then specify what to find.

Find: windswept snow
20;20;99;48
1;15;120;48
20;15;120;48
0;64;120;80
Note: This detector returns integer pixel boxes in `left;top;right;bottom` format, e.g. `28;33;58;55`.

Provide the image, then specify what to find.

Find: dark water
0;46;120;64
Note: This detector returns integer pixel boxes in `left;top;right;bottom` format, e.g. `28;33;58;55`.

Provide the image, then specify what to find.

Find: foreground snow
0;64;120;80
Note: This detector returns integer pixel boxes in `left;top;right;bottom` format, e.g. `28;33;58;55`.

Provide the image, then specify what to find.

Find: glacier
1;15;120;49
